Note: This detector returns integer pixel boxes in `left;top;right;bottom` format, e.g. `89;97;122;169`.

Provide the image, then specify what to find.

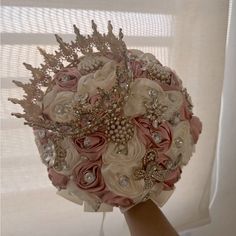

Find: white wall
183;1;236;235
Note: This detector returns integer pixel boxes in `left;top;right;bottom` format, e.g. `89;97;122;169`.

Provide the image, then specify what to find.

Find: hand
124;199;179;236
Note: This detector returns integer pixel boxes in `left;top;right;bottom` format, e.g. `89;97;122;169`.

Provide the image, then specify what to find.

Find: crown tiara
8;21;132;137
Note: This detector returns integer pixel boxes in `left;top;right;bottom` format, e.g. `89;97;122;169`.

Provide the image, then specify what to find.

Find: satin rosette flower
54;67;81;92
72;159;106;194
73;132;108;161
189;116;202;144
123;78;165;117
77;61;117;96
166;121;194;165
101;162;146;202
48;167;69;189
43;91;75;123
134;118;173;153
154;153;182;190
102;127;146;165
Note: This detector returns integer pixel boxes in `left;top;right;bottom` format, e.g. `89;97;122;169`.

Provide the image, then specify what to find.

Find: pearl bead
119;175;129;187
152;132;162;143
60;75;71;82
148;89;158;97
83;171;95;184
83;137;91;148
175;137;184;148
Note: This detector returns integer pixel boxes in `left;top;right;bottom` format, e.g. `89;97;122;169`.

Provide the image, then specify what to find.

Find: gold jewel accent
8;21;130;139
134;149;173;190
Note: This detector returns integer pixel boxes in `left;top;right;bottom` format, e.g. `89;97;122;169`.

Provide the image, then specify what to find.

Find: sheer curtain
1;0;229;235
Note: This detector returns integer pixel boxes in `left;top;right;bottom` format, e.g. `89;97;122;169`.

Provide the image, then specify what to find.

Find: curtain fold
1;0;229;235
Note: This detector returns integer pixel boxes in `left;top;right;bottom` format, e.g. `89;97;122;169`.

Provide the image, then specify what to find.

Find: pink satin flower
47;168;69;189
73;132;108;161
54;67;81;92
189;116;202;144
72;159;106;193
134;117;173;153
129;60;146;78
100;190;134;207
154;153;182;190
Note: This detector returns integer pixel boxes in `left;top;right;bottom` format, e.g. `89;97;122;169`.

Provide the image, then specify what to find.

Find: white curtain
1;0;229;235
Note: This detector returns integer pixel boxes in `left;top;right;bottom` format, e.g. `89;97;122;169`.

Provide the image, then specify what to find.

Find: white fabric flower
102;127;146;165
43;91;74;123
166;121;194;165
163;91;184;120
57;180;113;212
123;78;165;117
124;78;183;120
77;61;117;96
101;162;145;200
129;49;157;63
60;138;82;172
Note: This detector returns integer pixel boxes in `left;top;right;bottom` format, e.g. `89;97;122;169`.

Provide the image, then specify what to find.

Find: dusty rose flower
163;167;182;190
134;117;173;153
100;191;134;207
48;168;69;189
72;159;106;193
189;116;202;144
54;67;81;91
73;132;108;161
154;153;182;190
129;60;145;78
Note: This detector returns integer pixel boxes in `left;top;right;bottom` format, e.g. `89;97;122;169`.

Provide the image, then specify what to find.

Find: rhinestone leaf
134;168;146;179
144;178;154;189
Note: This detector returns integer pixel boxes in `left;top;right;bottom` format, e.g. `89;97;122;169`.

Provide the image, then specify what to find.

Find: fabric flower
101;163;145;200
189;116;202;144
166;121;194;165
77;61;117;97
100;191;133;208
102;127;146;165
48;168;69;189
134;117;173;153
153;153;182;190
72;159;106;193
73;132;108;161
163;167;182;190
43;91;74;123
129;60;145;78
123;78;165;117
61;137;82;170
54;67;81;91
